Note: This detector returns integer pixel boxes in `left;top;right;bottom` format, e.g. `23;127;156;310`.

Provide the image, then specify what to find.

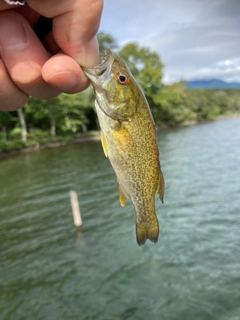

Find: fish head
83;48;140;122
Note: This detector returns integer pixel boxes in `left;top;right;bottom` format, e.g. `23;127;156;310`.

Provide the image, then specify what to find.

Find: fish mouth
95;48;114;76
82;48;114;83
83;48;121;122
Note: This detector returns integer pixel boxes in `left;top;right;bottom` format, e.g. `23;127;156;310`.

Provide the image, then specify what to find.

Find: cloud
100;0;240;83
183;58;240;83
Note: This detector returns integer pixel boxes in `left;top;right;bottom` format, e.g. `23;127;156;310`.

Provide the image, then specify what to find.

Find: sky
99;0;240;84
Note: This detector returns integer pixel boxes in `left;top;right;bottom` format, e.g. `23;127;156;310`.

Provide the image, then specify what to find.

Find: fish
83;48;164;246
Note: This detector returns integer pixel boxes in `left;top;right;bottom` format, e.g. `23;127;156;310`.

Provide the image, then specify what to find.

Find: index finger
27;0;103;67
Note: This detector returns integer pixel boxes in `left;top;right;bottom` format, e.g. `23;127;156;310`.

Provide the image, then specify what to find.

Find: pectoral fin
101;131;108;157
157;169;165;203
117;182;127;207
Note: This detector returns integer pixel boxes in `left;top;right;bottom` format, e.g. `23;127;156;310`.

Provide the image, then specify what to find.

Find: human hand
0;0;103;111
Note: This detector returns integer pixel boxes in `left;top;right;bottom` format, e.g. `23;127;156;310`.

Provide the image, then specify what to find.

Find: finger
42;53;89;94
43;31;59;55
0;59;28;111
0;3;13;10
0;10;60;99
27;0;103;67
0;4;40;27
14;5;40;26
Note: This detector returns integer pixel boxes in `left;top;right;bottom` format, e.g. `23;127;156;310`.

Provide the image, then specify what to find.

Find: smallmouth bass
83;49;164;246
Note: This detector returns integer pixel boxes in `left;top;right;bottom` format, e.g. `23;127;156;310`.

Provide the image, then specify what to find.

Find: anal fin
117;182;127;207
157;169;165;203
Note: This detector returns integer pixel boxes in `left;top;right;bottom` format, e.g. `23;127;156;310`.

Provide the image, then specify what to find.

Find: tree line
0;32;240;152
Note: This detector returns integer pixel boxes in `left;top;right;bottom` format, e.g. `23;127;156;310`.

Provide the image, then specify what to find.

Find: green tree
25;96;63;137
230;91;240;114
154;83;191;126
0;110;16;140
118;42;164;118
189;89;221;120
57;90;93;133
118;42;164;94
25;89;95;136
97;32;118;56
17;108;27;141
214;91;231;116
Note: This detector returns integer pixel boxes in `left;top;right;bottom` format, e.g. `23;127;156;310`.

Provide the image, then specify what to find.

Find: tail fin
136;221;159;246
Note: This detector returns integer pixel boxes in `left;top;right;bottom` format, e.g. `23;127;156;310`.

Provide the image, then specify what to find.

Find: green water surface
0;119;240;320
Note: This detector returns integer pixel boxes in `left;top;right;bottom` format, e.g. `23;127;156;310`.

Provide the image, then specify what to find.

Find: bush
0;140;8;152
0;140;26;152
9;127;22;139
0;132;7;141
27;128;51;143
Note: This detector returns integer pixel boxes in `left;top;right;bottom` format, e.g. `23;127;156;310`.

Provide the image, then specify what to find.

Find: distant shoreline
158;113;240;129
0;115;239;160
0;133;101;160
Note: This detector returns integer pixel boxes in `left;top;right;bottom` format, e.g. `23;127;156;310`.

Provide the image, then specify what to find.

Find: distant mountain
186;79;240;89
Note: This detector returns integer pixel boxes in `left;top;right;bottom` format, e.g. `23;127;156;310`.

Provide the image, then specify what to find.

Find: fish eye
117;73;130;85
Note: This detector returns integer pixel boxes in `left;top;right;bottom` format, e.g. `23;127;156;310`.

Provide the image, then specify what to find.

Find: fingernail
48;72;79;91
86;37;99;67
78;36;99;68
0;14;28;51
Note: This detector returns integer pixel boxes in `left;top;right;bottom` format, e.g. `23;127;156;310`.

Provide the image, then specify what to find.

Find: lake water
0;118;240;320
